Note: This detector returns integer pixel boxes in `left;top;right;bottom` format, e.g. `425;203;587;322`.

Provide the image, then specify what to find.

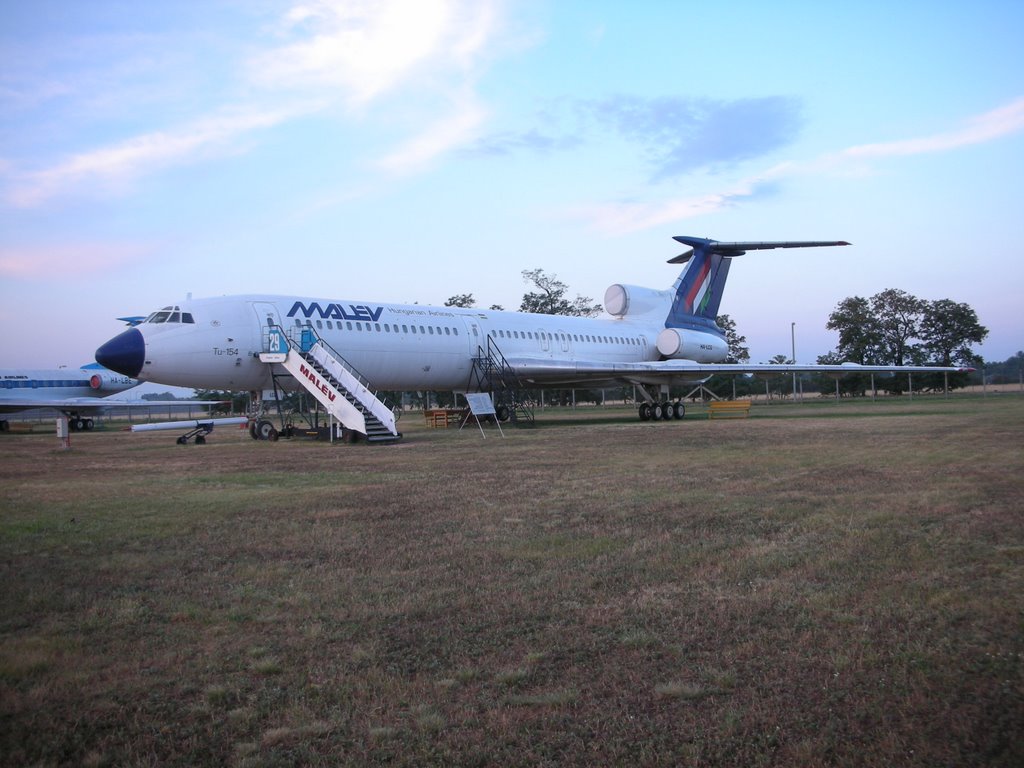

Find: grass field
2;396;1022;766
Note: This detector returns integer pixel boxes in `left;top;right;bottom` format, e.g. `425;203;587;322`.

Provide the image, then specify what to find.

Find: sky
2;0;1023;370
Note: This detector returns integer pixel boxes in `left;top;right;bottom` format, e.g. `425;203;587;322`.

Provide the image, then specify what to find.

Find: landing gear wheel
73;418;85;431
638;403;652;421
660;402;673;421
495;404;511;422
84;419;95;430
672;402;686;420
195;434;206;445
176;435;188;445
255;419;277;440
651;402;664;420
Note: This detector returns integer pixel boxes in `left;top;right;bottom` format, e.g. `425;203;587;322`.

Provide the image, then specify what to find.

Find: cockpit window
145;305;194;324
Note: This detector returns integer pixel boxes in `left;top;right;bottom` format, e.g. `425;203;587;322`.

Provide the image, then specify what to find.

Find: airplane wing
0;398;109;416
504;356;971;387
0;396;224;417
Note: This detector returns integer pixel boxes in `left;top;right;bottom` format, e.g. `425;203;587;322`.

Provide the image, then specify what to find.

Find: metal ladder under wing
467;337;535;426
261;327;400;442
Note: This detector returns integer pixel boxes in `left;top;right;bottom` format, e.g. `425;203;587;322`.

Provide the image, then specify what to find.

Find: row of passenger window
2;379;91;389
293;317;638;347
295;318;460;336
489;328;640;346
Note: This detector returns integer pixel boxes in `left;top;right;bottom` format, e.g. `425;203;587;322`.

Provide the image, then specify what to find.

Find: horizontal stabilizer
669;237;850;263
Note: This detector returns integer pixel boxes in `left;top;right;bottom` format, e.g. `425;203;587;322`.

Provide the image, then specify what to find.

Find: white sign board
464;392;496;416
461;392;503;438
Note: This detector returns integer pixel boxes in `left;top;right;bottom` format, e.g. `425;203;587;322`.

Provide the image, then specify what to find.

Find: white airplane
0;363;140;432
0;362;221;433
94;237;971;440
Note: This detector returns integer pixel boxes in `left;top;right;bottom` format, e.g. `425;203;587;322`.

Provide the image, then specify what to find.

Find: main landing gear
637;401;685;421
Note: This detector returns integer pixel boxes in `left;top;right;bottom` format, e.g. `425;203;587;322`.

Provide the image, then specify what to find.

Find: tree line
444;268;602;317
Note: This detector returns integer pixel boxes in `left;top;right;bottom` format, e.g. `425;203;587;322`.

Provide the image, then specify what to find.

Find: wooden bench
707;400;752;419
424;408;465;428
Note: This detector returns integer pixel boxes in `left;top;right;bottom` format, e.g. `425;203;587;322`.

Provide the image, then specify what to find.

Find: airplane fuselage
0;367;136;411
98;293;729;392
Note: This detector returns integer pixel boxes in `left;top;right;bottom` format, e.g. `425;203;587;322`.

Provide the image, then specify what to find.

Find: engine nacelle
656;328;728;363
604;284;672;318
89;370;137;393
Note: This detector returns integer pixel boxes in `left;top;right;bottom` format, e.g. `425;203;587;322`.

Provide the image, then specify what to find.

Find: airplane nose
95;328;145;377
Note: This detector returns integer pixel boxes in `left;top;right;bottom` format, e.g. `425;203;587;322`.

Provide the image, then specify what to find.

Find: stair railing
270;323;399;417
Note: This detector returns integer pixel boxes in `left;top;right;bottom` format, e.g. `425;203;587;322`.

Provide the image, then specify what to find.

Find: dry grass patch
1;396;1022;766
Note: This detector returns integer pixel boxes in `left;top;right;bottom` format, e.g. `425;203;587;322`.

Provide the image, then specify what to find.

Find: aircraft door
537;328;550;352
252;301;283;328
251;301;283;353
556;330;571;354
462;317;482;355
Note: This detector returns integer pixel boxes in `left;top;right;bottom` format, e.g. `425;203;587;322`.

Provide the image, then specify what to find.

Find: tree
702;315;752;398
813;350;872;397
986;351;1024;384
828;289;927;365
704;313;753;397
444;294;476;308
443;294;504;310
826;296;881;364
871;288;925;365
717;314;749;363
520;269;602;317
920;299;988;366
824;289;986;394
194;389;249;414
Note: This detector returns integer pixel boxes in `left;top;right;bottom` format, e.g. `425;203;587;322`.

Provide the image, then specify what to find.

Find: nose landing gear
249;419;279;441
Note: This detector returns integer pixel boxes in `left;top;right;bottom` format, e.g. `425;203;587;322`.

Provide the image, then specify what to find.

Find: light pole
791;322;797;402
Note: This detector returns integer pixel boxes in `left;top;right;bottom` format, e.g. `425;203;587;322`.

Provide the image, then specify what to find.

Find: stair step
273;332;401;441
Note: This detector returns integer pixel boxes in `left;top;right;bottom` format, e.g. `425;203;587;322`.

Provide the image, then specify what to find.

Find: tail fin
665;236;850;327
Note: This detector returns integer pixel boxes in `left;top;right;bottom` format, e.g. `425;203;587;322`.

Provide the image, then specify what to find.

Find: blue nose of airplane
95;328;145;378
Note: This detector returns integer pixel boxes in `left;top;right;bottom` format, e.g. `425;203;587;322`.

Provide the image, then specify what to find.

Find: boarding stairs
259;326;401;443
467;338;535;426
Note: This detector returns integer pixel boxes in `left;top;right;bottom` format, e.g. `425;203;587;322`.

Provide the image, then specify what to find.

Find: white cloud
843;96;1024;158
4;105;312;207
564;177;768;235
568;98;1024;235
377;95;487;172
253;0;500;105
254;0;504;171
3;1;506;208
